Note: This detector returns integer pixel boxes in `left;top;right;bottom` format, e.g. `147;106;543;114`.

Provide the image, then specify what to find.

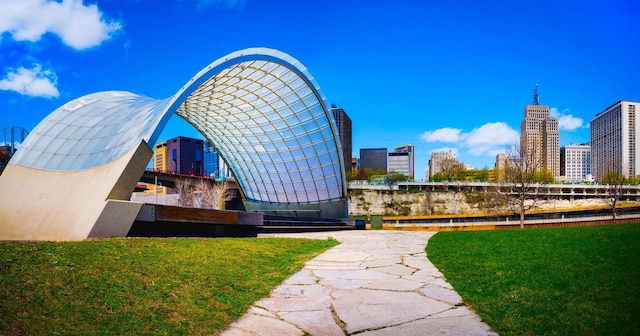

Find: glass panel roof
12;91;172;171
12;47;345;205
174;52;345;204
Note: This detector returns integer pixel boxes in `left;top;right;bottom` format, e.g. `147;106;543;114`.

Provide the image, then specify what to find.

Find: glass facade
11;48;346;207
12;91;172;171
360;148;388;172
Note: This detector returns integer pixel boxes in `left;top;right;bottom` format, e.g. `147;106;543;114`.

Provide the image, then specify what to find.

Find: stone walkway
218;230;498;335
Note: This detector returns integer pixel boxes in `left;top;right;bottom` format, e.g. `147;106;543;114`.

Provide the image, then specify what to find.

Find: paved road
218;230;498;335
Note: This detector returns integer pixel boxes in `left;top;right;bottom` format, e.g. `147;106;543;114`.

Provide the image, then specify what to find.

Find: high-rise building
495;153;508;171
204;141;221;178
150;136;205;194
204;141;232;181
150;141;169;194
166;136;204;175
331;105;352;174
154;142;168;171
590;100;640;182
390;144;414;178
360;148;387;172
351;157;359;174
560;143;591;183
519;85;560;177
428;150;456;180
388;152;409;176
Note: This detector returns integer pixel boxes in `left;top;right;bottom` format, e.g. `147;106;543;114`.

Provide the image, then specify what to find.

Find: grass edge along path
427;224;640;336
0;237;338;335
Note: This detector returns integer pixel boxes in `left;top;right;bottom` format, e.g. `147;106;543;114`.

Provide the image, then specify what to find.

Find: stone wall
348;189;614;216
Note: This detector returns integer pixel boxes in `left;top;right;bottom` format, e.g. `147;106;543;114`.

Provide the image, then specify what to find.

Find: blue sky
1;0;639;180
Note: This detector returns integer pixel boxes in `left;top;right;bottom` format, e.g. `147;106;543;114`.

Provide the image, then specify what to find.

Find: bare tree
601;162;628;224
440;158;464;181
498;144;540;228
194;179;234;209
175;177;194;207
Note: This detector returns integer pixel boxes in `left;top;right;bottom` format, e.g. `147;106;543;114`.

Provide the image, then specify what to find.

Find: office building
390;144;414;178
388;152;410;176
428;150;456;180
204;141;233;181
150;141;169;194
590;100;640;182
331;105;353;174
351;157;359;174
204;141;220;178
360;148;387;172
560;144;591;183
166;136;204;175
520;85;560;177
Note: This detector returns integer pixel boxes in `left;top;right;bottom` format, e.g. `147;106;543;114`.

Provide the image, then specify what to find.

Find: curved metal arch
170;48;347;205
11;47;347;212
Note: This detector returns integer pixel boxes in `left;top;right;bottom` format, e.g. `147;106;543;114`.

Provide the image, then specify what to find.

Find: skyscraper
203;141;220;178
519;85;560;177
331;105;353;174
204;141;232;181
165;136;204;175
150;141;169;194
560;143;591;183
590;100;640;182
388;144;414;178
360;148;388;172
351;157;359;174
428;150;456;180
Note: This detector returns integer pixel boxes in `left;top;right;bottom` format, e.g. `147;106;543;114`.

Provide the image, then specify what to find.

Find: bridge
348;181;640;200
139;169;220;189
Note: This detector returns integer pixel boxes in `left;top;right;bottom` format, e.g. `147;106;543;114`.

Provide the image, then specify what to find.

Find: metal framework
8;47;347;222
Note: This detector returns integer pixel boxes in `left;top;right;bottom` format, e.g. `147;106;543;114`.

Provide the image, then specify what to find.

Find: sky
1;0;639;180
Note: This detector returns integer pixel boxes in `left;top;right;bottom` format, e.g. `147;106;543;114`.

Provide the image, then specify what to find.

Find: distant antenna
533;83;540;105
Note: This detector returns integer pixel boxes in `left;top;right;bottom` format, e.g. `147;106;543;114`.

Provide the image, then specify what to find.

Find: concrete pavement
218;230;498;335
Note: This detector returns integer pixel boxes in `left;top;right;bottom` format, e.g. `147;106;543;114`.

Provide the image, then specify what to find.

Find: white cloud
0;65;59;98
464;122;519;155
550;107;584;131
421;122;519;157
0;0;121;50
420;127;462;142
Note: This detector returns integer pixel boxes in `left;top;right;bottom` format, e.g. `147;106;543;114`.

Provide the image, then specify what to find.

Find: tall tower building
519;85;560;177
360;148;388;172
560;143;591;183
150;141;169;194
388;145;414;178
204;141;221;178
351;157;359;174
331;105;353;174
428;150;456;180
204;141;232;181
166;136;204;175
590;100;640;182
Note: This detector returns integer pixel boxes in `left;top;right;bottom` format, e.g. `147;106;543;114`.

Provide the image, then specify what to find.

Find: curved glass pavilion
0;48;347;240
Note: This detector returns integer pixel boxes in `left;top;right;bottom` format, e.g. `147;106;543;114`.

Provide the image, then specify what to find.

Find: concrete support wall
0;142;152;241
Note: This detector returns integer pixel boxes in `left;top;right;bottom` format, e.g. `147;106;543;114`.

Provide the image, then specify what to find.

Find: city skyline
1;0;639;179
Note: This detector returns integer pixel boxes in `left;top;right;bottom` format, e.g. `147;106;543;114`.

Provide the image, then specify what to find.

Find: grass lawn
427;224;640;336
0;237;338;334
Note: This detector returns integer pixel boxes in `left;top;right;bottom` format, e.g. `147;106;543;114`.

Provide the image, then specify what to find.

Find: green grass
427;224;640;336
0;237;338;335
